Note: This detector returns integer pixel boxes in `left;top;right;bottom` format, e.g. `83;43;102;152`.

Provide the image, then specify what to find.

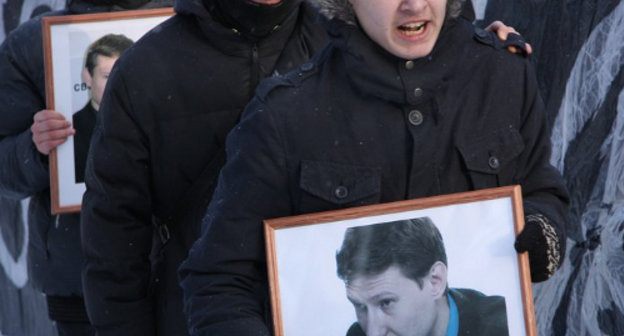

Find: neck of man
90;99;100;112
432;295;451;336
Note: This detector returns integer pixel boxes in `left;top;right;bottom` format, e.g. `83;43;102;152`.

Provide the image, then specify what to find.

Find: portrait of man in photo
336;217;509;336
72;33;133;183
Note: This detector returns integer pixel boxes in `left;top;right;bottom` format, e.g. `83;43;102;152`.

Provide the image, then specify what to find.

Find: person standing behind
178;0;568;335
0;1;169;335
79;0;327;335
73;34;133;183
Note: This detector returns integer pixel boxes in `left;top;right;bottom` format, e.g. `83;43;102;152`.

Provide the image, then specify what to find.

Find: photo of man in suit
336;217;509;336
73;33;132;183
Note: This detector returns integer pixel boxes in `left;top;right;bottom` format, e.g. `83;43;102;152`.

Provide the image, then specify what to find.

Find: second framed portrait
265;185;535;336
43;8;173;214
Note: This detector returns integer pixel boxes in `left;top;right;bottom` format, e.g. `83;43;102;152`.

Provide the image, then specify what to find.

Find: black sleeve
516;59;569;260
179;97;292;336
0;17;50;199
81;63;156;335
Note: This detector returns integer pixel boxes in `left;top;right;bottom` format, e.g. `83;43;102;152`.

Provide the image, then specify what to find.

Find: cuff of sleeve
0;130;49;198
17;129;49;172
46;295;89;322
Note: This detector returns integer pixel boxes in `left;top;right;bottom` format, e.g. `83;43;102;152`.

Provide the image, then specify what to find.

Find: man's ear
428;261;447;299
82;67;92;89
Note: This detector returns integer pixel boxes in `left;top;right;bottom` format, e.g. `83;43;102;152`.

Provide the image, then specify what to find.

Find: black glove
514;214;561;282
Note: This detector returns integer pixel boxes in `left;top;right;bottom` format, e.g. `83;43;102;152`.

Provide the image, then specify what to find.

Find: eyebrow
347;295;362;305
369;292;397;301
347;291;397;305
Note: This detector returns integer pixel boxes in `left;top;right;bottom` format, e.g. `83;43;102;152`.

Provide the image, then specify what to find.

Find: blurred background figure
0;1;169;335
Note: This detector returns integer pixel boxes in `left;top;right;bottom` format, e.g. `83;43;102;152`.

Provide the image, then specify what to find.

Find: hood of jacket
204;0;302;40
174;0;316;57
66;0;171;14
175;0;306;40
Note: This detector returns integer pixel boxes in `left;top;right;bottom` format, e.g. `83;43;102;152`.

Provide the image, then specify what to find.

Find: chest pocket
457;127;525;190
298;160;382;213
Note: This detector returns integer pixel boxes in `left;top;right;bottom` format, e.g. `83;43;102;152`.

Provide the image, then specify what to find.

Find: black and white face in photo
346;265;445;336
85;54;117;110
272;197;525;336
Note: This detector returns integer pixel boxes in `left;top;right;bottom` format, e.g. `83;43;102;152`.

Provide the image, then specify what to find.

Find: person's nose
399;0;427;14
365;309;389;336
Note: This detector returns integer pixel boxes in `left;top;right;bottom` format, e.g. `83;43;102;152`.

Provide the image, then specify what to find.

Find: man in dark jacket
80;0;327;335
78;1;526;335
0;1;168;335
178;0;568;335
337;218;508;336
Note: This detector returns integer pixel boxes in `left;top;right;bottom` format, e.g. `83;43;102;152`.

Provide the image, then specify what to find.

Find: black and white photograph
265;186;534;336
42;8;173;213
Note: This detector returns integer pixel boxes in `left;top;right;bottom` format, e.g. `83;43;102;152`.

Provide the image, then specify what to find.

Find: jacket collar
326;11;473;109
174;0;309;58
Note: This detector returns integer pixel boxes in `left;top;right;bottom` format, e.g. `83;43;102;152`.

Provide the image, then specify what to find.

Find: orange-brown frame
264;185;536;336
42;8;173;214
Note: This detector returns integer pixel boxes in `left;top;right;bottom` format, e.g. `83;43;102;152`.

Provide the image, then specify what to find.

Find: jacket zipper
250;44;260;99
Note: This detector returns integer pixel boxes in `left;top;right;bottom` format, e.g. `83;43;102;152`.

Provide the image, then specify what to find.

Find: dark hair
85;34;134;76
336;217;447;288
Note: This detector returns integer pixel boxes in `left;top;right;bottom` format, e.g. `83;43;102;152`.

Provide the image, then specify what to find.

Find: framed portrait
43;8;173;214
265;185;536;336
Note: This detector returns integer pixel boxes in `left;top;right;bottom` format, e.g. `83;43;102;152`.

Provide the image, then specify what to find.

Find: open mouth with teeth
398;22;427;36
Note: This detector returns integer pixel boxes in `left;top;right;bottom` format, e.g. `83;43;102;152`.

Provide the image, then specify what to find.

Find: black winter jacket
80;0;327;335
73;102;96;183
178;7;569;336
0;0;169;322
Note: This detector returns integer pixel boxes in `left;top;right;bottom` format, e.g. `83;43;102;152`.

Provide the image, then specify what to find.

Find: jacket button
488;156;500;169
413;88;423;97
408;110;424;126
405;60;414;69
334;186;349;199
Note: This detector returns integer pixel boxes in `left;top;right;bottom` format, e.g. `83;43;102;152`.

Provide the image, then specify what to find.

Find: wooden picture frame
43;8;173;214
265;185;535;336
